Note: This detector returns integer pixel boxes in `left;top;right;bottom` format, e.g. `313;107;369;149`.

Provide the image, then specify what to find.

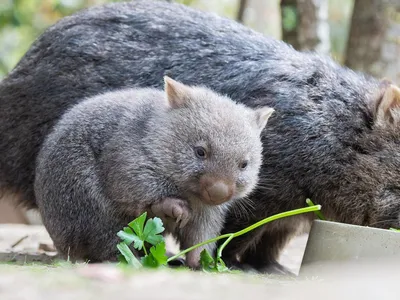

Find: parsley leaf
117;226;144;250
116;242;142;269
128;212;147;238
142;242;168;268
143;217;165;246
117;212;165;251
215;257;229;273
200;249;230;273
149;241;168;265
200;249;216;272
117;212;166;269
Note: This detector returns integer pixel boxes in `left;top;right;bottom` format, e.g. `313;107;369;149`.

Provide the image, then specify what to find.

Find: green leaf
117;227;144;250
117;212;155;251
143;217;165;246
117;254;127;264
150;241;168;265
142;242;168;268
141;254;158;268
215;258;229;273
128;212;147;237
116;242;142;269
200;249;216;272
199;250;229;273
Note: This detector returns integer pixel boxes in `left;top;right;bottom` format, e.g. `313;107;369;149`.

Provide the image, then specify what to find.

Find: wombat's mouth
200;195;234;206
198;176;236;206
185;190;235;207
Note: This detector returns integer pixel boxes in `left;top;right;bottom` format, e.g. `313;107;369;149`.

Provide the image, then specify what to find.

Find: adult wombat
1;0;400;273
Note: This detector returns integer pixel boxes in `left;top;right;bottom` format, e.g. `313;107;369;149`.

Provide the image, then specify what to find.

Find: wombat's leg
238;227;296;275
150;197;191;229
151;198;206;269
149;198;192;267
220;224;295;275
177;209;224;270
51;213;140;263
179;227;219;270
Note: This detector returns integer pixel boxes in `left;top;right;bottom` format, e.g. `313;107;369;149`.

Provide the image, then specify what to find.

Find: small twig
11;235;29;248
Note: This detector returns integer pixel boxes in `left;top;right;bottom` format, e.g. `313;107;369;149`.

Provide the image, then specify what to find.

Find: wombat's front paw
150;197;191;229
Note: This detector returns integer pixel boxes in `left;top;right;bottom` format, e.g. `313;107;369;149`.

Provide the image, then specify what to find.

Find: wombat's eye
194;146;207;159
239;161;248;170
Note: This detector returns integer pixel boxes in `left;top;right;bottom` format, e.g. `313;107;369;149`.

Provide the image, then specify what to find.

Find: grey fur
1;0;400;273
34;81;270;266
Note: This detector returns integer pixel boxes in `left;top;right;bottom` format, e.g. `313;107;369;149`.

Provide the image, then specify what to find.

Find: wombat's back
0;0;378;212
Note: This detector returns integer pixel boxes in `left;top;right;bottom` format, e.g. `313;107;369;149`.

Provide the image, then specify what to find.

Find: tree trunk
345;0;400;84
280;0;330;54
237;0;248;23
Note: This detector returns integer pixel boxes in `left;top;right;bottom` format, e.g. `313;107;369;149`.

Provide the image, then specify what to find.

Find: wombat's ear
164;76;191;109
253;107;275;132
373;79;400;127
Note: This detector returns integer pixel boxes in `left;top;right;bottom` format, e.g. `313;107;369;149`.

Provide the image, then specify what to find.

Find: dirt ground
1;225;399;300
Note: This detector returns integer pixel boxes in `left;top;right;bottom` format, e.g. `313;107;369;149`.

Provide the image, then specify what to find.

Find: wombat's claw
171;206;189;228
176;214;182;224
178;216;189;229
151;197;191;229
175;213;188;229
170;199;190;229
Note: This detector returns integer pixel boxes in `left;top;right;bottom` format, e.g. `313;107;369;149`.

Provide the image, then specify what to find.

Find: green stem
167;233;233;262
306;199;326;220
216;234;234;259
143;244;148;256
167;205;321;262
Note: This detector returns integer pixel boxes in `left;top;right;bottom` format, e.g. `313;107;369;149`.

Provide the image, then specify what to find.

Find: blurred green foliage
0;0;127;77
281;6;297;32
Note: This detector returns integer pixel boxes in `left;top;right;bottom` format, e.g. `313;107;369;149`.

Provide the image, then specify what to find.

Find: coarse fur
34;78;272;266
1;0;400;273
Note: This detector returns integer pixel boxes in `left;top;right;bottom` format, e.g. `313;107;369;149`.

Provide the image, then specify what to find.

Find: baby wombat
34;77;274;267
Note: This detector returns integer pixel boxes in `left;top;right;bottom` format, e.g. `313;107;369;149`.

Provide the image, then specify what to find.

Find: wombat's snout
200;176;235;205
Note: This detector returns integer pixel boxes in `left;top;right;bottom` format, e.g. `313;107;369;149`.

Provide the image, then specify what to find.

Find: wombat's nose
201;178;234;205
